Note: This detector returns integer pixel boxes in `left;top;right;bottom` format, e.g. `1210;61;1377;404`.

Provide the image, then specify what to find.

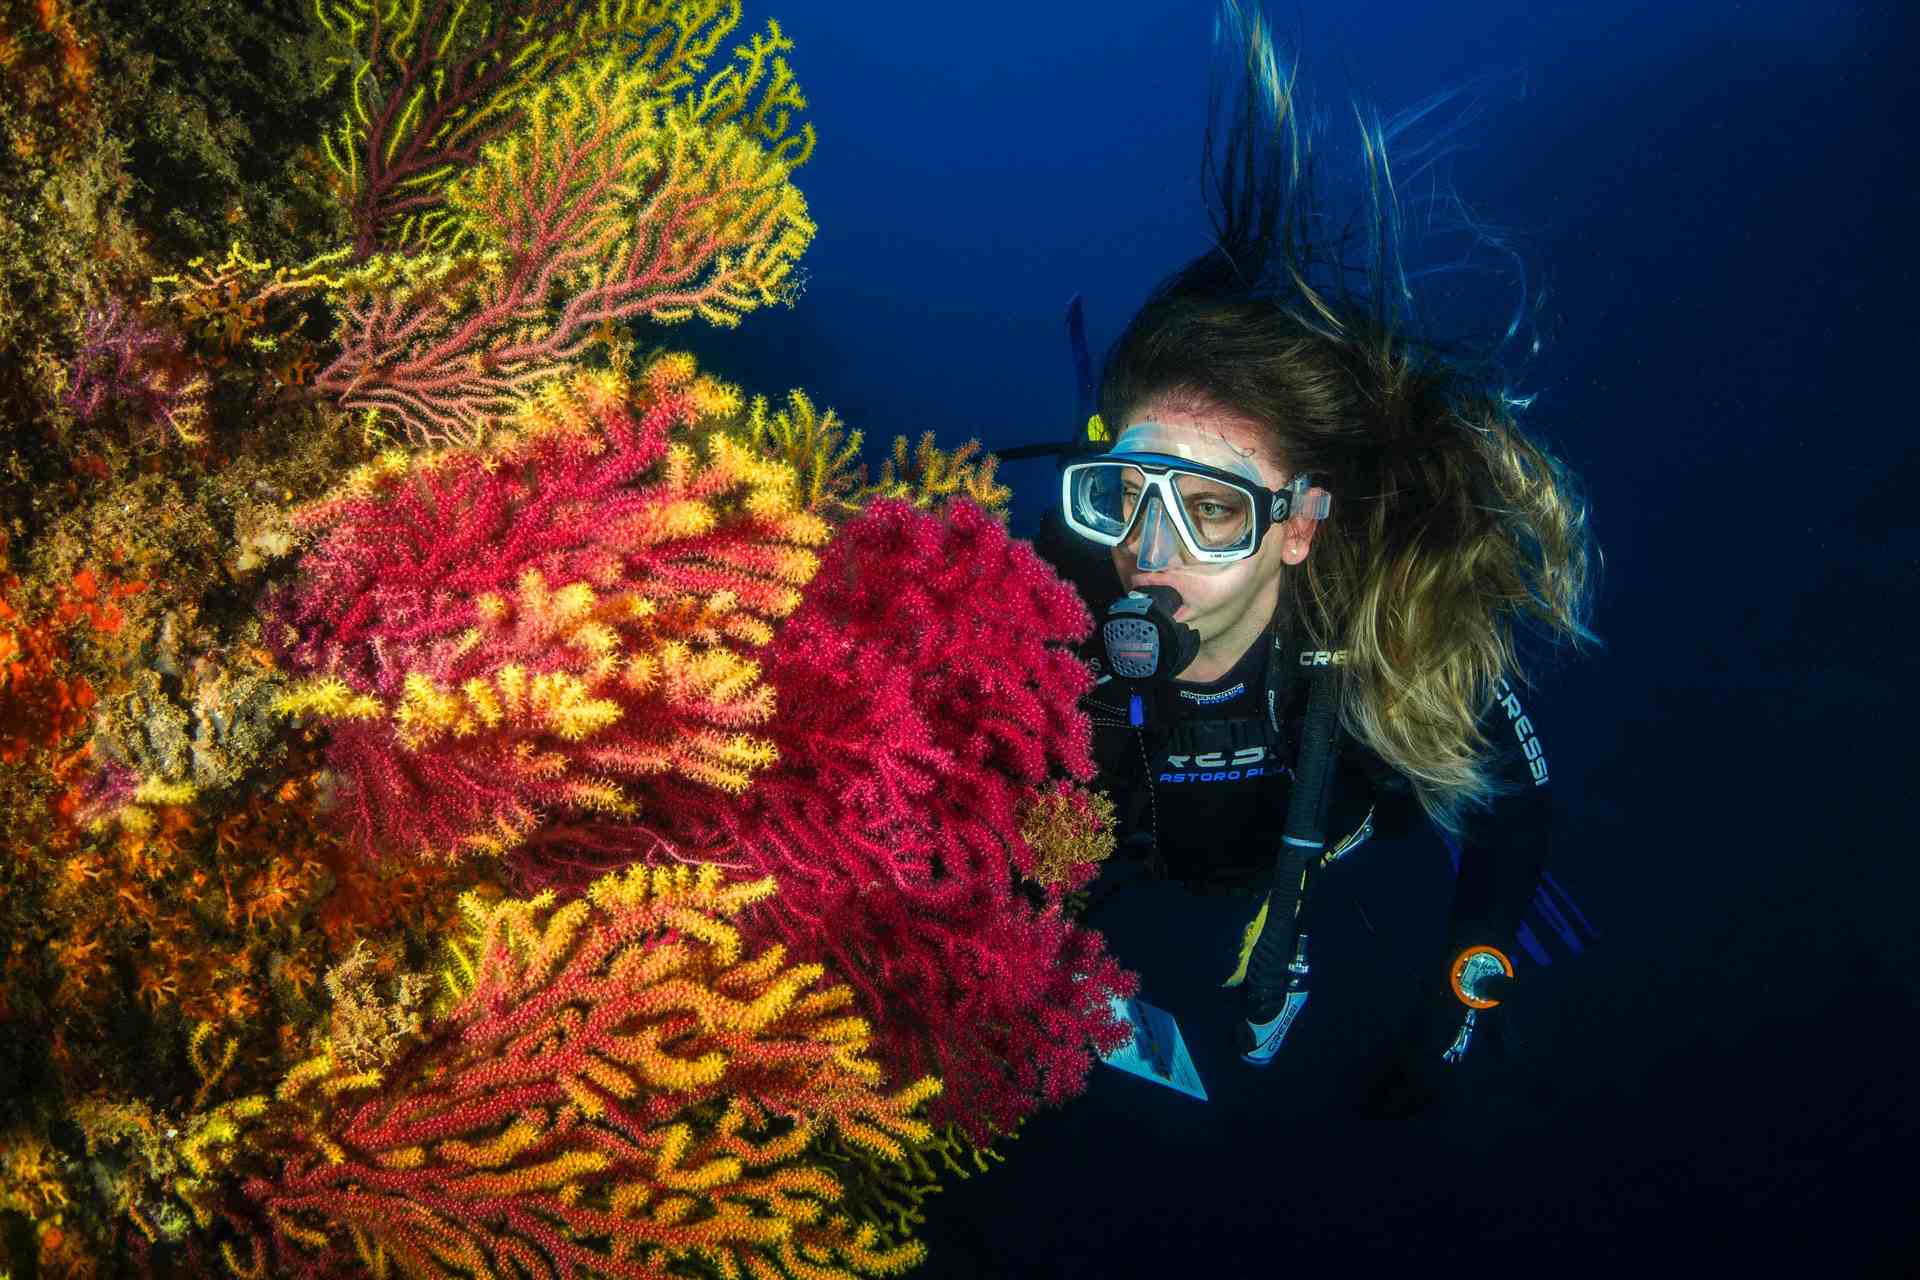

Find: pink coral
265;362;824;865
630;498;1136;1143
63;298;208;445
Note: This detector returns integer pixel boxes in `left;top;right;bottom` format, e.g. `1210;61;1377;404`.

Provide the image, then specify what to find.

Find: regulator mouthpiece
1101;585;1200;682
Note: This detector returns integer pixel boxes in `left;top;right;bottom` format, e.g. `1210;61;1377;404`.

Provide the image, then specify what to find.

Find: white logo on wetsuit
1159;745;1270;783
1178;681;1246;706
1492;676;1549;786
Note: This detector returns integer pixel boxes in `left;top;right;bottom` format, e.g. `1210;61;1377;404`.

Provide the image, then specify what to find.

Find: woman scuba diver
1022;2;1605;1116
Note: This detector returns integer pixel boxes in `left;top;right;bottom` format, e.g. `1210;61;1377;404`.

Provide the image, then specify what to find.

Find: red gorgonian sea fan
635;498;1137;1143
203;864;942;1280
265;357;827;868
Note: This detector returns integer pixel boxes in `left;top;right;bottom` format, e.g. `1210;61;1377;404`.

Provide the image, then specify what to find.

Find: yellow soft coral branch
437;52;814;324
867;432;1012;515
274;677;384;722
730;389;1011;520
743;388;864;514
391;667;625;749
447;1149;610;1198
313;0;759;250
243;862;949;1277
689;17;816;165
438;1114;545;1169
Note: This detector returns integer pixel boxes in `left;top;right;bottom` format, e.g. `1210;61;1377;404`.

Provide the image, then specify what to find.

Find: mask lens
1172;473;1254;551
1065;461;1260;559
1070;463;1148;541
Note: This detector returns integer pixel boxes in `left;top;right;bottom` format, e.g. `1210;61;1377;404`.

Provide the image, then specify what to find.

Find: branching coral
634;498;1134;1143
740;388;864;516
311;0;809;258
0;0;1131;1271
862;432;1011;515
305;29;816;446
739;392;1010;520
219;863;939;1279
267;355;829;866
62;297;211;447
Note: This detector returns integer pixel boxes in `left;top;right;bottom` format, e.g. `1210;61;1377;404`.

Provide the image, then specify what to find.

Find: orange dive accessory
1450;945;1515;1009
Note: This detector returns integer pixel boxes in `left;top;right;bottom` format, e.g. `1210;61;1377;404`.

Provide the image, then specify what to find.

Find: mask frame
1061;452;1329;565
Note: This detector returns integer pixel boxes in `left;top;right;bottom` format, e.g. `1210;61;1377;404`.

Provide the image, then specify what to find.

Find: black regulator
1100;585;1201;686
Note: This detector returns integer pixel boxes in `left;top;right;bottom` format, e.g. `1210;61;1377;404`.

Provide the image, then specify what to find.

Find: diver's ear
1279;488;1327;563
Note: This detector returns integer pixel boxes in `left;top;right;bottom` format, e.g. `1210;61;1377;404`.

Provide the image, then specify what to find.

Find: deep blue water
674;2;1916;1273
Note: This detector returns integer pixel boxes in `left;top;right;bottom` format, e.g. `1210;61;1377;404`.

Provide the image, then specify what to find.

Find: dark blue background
671;2;1916;1274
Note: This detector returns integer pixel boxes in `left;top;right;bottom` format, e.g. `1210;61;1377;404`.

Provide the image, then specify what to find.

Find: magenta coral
63;298;209;445
632;498;1136;1143
265;361;825;866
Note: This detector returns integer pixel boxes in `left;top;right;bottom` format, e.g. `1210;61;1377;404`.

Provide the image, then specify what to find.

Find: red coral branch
611;499;1137;1143
326;0;606;257
235;866;936;1279
267;363;821;865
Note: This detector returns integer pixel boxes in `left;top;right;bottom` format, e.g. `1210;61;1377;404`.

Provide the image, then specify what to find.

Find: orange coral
1;582;94;763
0;1127;72;1218
0;0;99;164
232;864;938;1280
49;926;110;1010
0;564;143;763
25;726;498;1138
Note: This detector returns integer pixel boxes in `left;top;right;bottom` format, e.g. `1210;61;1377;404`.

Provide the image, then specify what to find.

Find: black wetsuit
1081;629;1553;956
1034;514;1554;965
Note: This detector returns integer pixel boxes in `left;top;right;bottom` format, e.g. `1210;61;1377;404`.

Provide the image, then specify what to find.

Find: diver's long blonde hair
1100;2;1604;837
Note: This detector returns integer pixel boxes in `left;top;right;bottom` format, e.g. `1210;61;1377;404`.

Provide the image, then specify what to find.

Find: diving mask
1060;422;1330;570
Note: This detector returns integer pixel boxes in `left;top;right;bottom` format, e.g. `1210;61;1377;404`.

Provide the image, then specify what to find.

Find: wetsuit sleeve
1444;678;1553;955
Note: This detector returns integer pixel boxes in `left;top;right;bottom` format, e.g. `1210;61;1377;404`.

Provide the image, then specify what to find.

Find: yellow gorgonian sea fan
1018;782;1118;890
312;40;818;448
269;357;828;868
732;389;1012;520
228;862;940;1280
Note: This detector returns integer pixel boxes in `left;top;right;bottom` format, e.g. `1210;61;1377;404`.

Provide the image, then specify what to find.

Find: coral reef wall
0;2;1135;1276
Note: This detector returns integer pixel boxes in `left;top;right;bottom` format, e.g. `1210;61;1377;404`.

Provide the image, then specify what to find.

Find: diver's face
1110;404;1318;672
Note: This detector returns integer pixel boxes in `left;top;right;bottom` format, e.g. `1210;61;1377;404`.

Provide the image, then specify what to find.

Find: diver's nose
1130;493;1182;572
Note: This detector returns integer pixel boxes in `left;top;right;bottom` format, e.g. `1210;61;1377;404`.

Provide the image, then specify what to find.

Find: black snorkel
1236;643;1344;1065
995;294;1108;467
